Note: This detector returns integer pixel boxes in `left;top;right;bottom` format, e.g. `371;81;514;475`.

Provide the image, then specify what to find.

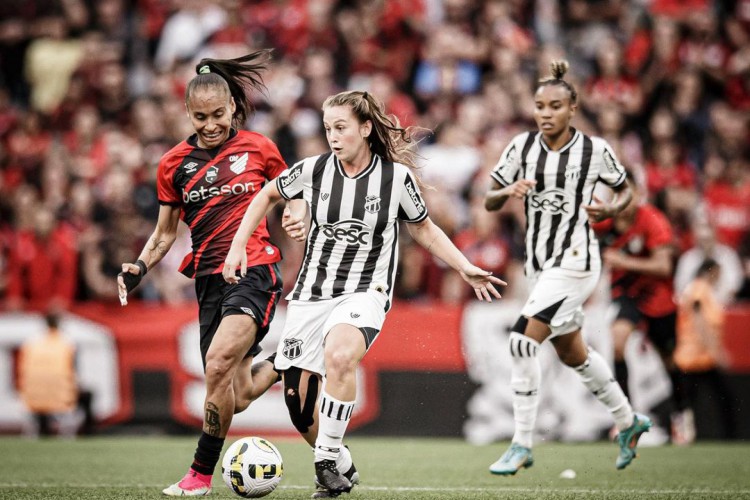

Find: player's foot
312;460;359;498
616;413;652;470
489;443;534;475
313;460;352;498
162;470;212;496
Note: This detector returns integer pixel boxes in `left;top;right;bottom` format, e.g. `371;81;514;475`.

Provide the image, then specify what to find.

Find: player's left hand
583;195;614;223
223;245;248;284
282;206;306;242
459;265;507;302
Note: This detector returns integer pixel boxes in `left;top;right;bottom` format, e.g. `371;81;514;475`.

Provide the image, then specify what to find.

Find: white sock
314;390;355;462
509;333;541;449
573;349;634;431
336;443;353;473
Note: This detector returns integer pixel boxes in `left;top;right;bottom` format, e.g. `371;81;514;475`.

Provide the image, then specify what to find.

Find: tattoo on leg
205;402;221;436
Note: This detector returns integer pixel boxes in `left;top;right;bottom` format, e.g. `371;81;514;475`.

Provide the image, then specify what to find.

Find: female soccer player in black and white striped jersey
484;60;651;475
224;90;506;497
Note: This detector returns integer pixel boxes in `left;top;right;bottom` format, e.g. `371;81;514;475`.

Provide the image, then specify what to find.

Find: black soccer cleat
313;460;352;498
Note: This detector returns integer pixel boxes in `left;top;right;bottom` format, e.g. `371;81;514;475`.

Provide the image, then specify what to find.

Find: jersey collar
334;152;379;179
539;127;580;154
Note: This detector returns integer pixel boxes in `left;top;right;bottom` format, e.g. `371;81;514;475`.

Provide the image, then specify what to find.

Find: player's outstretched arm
224;182;284;283
117;204;181;306
407;217;506;302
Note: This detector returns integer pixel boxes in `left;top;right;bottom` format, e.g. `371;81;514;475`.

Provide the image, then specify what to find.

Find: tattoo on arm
147;238;169;263
205;402;221;436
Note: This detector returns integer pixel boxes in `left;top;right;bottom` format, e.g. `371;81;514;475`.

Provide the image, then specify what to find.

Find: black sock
191;432;225;475
614;360;630;399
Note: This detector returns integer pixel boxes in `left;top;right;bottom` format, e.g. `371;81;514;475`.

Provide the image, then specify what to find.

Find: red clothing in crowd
6;224;78;311
645;160;697;196
595;204;677;317
703;179;750;249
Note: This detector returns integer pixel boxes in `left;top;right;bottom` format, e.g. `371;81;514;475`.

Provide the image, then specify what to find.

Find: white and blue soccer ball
221;437;283;498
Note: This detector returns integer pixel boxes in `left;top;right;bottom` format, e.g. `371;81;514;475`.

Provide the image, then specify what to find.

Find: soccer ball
221;436;283;498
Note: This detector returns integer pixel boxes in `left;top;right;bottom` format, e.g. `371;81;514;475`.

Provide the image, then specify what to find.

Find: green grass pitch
1;436;749;499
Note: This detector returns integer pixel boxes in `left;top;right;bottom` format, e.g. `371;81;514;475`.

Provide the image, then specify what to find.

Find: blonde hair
537;60;578;104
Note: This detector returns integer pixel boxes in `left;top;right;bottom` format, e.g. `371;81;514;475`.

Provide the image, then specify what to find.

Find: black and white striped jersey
490;128;627;276
276;152;428;309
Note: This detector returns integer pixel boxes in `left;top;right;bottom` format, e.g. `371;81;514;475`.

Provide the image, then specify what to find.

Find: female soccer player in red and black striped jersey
223;90;506;497
484;60;652;475
116;51;305;497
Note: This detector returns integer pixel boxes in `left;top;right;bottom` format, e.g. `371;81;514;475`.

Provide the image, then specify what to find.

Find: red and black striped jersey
157;129;286;278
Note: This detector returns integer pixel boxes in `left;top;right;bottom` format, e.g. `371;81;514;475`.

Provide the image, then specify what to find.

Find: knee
204;353;234;387
325;348;358;379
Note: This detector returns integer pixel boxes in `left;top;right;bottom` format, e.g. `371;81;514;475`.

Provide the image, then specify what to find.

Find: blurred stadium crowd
1;0;749;312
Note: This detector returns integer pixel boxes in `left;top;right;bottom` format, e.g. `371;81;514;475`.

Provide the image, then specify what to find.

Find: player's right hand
223;245;247;285
508;179;537;199
117;262;146;306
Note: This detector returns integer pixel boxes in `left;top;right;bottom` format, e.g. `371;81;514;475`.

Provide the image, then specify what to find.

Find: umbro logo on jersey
241;307;256;318
364;195;381;214
183;162;198;173
205;165;219;183
229;152;248;174
283;338;303;360
321;193;330;201
350;312;360;319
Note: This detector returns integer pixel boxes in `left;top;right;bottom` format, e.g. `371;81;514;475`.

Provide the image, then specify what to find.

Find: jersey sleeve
156;155;182;206
275;159;306;200
597;140;627;188
260;136;288;180
398;168;428;223
490;134;524;187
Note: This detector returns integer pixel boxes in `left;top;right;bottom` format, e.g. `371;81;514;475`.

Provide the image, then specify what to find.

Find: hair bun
549;60;569;80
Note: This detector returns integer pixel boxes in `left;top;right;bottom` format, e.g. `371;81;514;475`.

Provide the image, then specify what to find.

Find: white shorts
521;267;599;338
275;291;387;376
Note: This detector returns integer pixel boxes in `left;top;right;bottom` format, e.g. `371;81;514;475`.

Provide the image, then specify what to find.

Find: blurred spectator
702;153;750;249
5;203;78;312
17;312;80;437
674;221;744;305
674;258;737;441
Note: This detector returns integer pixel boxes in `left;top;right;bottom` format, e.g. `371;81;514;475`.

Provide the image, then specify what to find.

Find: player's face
323;105;372;167
533;85;576;141
186;87;236;149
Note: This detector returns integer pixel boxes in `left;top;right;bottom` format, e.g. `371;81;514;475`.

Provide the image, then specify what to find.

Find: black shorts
195;263;283;368
612;295;677;355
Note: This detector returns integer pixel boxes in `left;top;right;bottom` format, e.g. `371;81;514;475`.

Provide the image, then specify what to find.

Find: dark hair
321;90;426;171
185;49;272;127
537;60;578;104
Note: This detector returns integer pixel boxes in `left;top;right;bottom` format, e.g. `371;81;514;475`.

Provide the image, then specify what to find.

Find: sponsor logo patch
280;164;302;188
404;177;425;214
321;193;330;201
529;188;571;215
183;161;198;173
320;219;372;245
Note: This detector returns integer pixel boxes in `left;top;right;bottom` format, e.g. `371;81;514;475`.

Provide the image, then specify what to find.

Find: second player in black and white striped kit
224;90;505;497
490;126;626;276
484;60;652;476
